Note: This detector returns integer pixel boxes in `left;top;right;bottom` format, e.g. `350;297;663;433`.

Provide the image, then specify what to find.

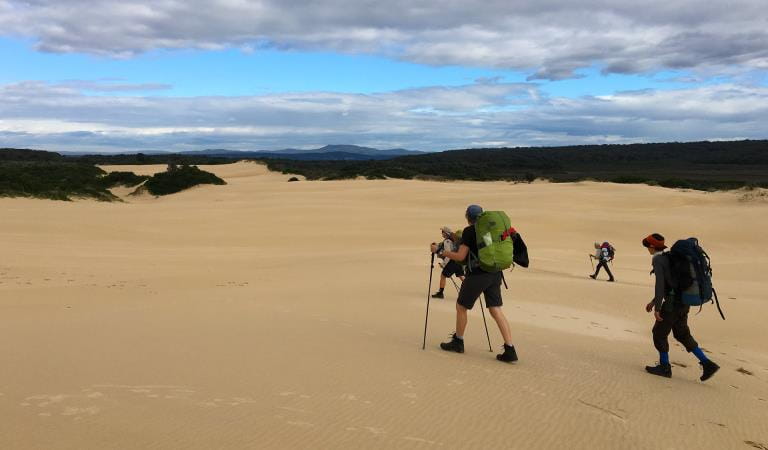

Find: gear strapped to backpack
466;211;529;272
511;232;529;268
667;237;725;320
600;242;615;261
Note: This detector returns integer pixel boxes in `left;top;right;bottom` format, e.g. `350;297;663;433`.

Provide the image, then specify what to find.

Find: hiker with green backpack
641;233;721;381
430;205;519;363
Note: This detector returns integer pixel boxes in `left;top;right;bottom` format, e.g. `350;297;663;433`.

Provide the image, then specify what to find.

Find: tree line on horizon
0;151;226;201
259;140;768;190
1;140;767;200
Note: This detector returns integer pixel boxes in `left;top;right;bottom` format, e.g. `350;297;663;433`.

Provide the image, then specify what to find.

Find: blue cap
465;204;483;221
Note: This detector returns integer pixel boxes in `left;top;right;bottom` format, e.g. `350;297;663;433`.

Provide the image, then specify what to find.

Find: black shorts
457;271;502;310
441;261;465;278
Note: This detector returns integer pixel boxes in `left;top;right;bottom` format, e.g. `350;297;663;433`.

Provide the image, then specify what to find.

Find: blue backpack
668;238;725;320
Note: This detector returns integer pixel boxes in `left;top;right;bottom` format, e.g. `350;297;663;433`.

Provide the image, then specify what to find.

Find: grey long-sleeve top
651;252;675;311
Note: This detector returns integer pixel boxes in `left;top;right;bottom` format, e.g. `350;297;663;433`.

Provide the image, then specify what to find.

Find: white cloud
1;1;767;79
1;80;766;152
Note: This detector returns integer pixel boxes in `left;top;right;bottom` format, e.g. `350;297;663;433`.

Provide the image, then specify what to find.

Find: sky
1;0;767;153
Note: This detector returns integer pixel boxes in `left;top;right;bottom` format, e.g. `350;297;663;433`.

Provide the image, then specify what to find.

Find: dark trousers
593;260;614;280
652;304;699;353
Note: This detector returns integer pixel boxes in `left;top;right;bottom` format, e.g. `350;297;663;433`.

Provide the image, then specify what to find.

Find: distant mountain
59;150;171;156
259;151;397;161
279;145;421;156
176;150;398;161
181;145;423;160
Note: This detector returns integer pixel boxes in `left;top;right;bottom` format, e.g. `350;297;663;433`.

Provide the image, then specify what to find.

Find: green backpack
471;211;514;272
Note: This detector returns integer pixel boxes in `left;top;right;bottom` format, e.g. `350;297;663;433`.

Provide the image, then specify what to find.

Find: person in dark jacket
642;233;719;381
430;205;518;363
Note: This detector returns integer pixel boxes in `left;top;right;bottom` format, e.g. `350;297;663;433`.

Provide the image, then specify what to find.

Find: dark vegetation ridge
0;149;226;201
259;140;768;191
1;140;767;200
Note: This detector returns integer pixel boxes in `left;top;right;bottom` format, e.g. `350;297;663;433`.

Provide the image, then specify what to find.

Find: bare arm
442;244;469;262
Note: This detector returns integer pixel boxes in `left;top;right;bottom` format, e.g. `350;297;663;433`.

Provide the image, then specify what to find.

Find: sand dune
1;161;767;449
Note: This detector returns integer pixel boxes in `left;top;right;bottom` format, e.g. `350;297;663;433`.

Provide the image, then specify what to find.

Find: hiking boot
608;278;615;282
645;363;672;378
589;274;597;280
700;360;720;381
431;291;444;299
496;344;518;363
440;333;464;353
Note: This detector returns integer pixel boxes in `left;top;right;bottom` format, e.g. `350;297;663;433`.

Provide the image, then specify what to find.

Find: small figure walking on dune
431;226;465;299
589;241;615;282
642;233;720;381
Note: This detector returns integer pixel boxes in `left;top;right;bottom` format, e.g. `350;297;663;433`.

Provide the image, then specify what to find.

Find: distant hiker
589;241;615;282
642;233;720;381
431;205;518;363
431;226;465;299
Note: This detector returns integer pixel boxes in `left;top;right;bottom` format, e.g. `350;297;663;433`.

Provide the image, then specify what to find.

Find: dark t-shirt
461;224;487;276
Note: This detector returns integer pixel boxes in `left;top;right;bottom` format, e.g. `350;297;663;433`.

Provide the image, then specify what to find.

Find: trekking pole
449;277;461;293
589;255;595;271
478;295;493;352
422;252;436;350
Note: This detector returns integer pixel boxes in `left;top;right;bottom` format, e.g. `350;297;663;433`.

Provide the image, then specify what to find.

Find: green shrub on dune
0;161;117;201
0;158;225;201
100;171;149;188
143;164;226;196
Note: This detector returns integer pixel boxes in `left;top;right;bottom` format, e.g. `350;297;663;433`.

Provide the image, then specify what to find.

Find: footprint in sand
277;391;311;399
403;436;439;445
286;420;315;427
26;394;68;407
61;406;100;416
278;406;308;413
23;393;103;419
